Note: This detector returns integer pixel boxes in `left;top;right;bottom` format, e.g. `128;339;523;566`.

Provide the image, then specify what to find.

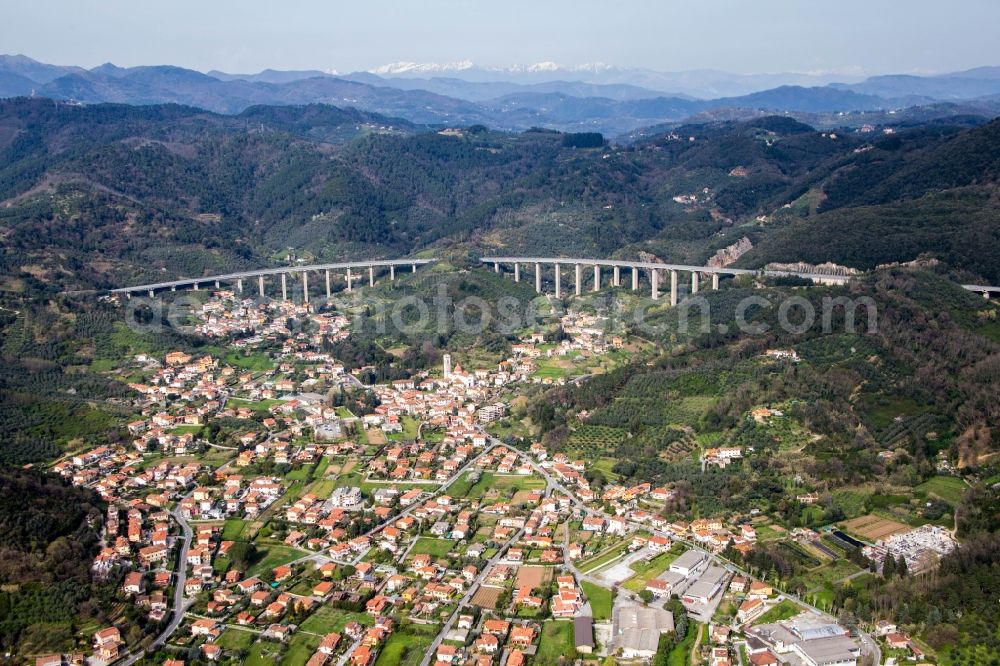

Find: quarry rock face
707;236;753;268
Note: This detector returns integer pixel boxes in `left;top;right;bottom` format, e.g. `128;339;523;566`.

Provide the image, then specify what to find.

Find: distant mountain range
2;54;1000;136
361;61;867;98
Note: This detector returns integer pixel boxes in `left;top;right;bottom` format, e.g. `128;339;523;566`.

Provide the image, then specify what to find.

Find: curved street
479;429;882;666
116;500;195;666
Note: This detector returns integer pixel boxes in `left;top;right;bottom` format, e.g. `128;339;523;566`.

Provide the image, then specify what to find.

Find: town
42;290;954;666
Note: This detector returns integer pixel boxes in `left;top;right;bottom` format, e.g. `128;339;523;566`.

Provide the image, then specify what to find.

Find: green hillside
3;99;1000;296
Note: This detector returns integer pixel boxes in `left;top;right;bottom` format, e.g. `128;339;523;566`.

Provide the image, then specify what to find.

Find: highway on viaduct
104;255;998;303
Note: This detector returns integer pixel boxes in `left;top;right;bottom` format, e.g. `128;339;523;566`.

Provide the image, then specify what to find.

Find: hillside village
39;291;955;666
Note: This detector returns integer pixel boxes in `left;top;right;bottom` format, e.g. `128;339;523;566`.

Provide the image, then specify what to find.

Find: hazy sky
3;0;998;75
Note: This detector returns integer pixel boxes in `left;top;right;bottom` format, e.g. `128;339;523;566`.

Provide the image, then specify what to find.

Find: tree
562;132;605;148
228;541;256;570
882;554;896;580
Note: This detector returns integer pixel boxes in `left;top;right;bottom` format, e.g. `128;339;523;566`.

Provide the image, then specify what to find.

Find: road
475;428;881;666
285;441;501;571
116;455;242;666
115;500;195;666
362;441;501;541
110;258;437;295
480;256;855;285
418;517;533;666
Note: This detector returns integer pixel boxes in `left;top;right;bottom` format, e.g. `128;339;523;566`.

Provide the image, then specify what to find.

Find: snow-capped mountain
371;61;476;75
370;61;616;76
363;61;866;97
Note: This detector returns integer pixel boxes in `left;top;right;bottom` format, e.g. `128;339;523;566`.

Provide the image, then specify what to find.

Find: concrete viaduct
483;257;999;301
963;285;1000;299
109;256;998;302
481;256;858;305
111;259;436;300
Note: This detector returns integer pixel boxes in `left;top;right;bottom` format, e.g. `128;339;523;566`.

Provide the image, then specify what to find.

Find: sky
2;0;998;75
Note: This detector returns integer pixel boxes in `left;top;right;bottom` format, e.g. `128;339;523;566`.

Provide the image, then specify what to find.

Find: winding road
115;499;195;666
475;429;882;666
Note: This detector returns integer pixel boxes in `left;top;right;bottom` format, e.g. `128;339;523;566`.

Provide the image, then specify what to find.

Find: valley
3;252;999;666
2;48;1000;666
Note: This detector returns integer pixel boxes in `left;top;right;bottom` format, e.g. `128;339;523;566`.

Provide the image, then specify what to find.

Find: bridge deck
112;258;436;293
480;256;853;283
106;257;999;296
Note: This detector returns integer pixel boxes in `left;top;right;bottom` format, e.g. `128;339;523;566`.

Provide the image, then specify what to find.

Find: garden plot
840;514;911;541
515;565;552;589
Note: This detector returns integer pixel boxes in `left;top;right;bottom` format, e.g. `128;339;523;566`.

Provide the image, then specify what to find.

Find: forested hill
1;98;1000;297
0;468;109;654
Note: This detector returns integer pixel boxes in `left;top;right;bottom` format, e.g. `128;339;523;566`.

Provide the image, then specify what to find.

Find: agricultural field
514;565;552;589
591;457;621;483
534;620;577;666
361;479;434;494
445;472;477;498
408;537;456;559
332;471;365;489
773;541;823;569
630;426;697;462
753;409;816;452
228;397;283;412
798;539;836;563
831;488;872;519
221;519;248;541
167;424;201;436
580;581;612;620
282;632;321;666
216;628;255;651
372;627;437;666
578;540;628;573
587;394;713;432
460;472;546;499
306;478;337;497
245;641;283;666
915;476;968;505
754;523;787;541
817;535;847;558
284;465;313;481
387;416;421;441
798;559;865;590
533;356;576;379
365;428;388;446
299;607;374;635
311;456;331;478
662;396;716;426
840;514;911;541
471;586;503;609
664;622;700;666
246;543;306;576
222;349;275;372
861;395;923;431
